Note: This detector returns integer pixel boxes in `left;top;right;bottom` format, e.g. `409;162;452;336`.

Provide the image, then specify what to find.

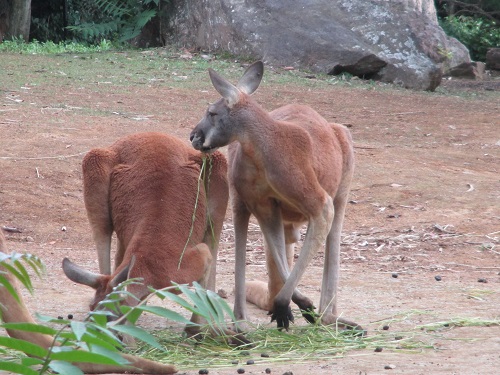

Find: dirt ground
1;52;499;375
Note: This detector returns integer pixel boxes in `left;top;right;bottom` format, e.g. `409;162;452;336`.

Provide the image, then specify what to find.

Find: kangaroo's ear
110;255;136;288
209;68;240;107
237;61;264;95
62;258;102;289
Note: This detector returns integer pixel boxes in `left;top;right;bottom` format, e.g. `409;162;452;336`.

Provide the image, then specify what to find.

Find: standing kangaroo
190;61;361;331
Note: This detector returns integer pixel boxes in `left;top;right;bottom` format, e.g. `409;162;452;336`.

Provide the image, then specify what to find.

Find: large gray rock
164;0;470;91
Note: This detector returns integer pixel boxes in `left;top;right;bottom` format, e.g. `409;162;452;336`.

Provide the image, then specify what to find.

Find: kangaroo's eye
208;111;216;117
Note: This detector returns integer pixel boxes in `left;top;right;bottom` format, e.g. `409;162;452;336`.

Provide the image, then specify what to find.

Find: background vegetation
436;0;500;61
6;0;493;62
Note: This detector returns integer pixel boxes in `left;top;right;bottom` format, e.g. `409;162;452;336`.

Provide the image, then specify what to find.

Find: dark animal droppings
383;325;390;330
392;273;398;278
375;347;383;352
435;275;442;281
246;360;255;365
265;369;271;374
237;368;245;374
199;369;208;374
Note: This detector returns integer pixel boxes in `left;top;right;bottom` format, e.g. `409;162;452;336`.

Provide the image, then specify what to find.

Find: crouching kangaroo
62;132;230;339
0;229;176;374
190;62;362;332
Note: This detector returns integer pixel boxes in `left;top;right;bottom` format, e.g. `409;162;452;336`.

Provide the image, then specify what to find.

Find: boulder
164;0;470;91
486;48;500;71
446;62;486;79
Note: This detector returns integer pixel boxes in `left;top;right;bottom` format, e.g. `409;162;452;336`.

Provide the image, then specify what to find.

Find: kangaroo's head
62;257;135;312
190;61;264;152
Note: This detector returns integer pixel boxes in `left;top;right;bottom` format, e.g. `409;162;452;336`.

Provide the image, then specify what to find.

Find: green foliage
0;250;237;374
0;253;44;304
440;15;500;61
67;0;161;44
0;39;114;54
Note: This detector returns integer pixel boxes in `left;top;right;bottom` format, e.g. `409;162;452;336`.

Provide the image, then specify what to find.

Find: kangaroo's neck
232;98;276;157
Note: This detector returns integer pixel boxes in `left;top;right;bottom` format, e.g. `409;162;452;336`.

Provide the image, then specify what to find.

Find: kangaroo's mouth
200;146;218;154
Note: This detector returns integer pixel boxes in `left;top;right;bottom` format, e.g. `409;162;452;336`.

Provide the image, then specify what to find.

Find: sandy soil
1;52;499;375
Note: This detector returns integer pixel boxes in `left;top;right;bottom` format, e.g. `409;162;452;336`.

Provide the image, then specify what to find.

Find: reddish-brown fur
62;132;228;326
0;230;176;374
190;62;361;331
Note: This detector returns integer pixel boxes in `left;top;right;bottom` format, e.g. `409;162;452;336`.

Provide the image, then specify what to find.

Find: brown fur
0;230;176;373
63;132;228;327
190;62;361;331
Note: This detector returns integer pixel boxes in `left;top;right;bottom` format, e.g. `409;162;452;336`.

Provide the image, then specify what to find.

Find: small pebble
435;275;442;281
198;370;208;375
265;369;271;374
374;347;383;352
237;369;245;374
217;288;228;298
478;278;488;283
382;325;390;330
246;360;254;365
392;273;398;278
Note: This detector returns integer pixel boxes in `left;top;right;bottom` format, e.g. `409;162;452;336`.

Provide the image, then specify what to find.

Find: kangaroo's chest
229;144;307;222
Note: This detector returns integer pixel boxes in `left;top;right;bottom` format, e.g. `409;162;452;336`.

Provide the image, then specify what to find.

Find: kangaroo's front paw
270;302;294;330
292;296;317;324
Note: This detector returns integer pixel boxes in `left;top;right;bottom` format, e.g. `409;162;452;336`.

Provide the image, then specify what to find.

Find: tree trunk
6;0;31;41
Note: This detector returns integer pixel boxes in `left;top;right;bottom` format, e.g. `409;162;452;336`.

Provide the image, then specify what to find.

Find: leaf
76;330;122;351
0;361;39;375
51;348;125;365
0;336;48;358
0;262;33;294
119;305;143;325
48;360;84;375
0;273;21;303
176;283;211;320
110;324;164;351
71;321;87;341
85;324;124;348
0;322;58;337
20;357;44;367
87;344;128;365
154;289;198;314
194;284;220;324
138;305;193;325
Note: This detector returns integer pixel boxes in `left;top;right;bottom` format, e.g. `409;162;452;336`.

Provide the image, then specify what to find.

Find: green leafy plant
440;15;500;61
67;0;161;43
0;250;237;374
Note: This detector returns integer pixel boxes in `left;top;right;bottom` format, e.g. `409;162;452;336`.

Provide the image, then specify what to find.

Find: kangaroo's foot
321;314;366;336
